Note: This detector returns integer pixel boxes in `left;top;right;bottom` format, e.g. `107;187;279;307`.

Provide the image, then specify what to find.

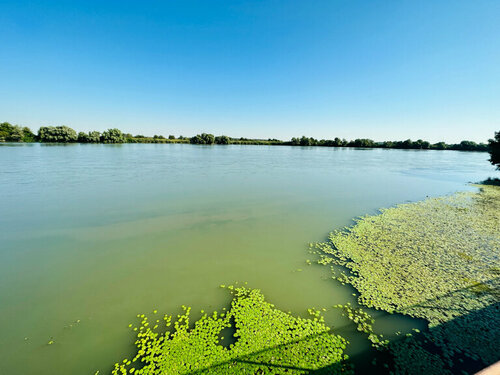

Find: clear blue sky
1;0;498;142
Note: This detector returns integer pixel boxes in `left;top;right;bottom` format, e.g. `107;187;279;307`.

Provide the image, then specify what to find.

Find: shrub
38;126;77;142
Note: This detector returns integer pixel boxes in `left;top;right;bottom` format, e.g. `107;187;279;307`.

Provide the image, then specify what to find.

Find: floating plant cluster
315;185;500;373
333;303;389;349
112;286;353;374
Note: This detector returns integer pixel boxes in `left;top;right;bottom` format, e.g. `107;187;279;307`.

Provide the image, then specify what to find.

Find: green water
0;143;495;374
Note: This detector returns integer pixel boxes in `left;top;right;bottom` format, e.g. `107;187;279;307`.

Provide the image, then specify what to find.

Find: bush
0;122;36;142
78;131;101;143
38;126;77;142
101;128;125;143
190;133;215;144
215;135;230;144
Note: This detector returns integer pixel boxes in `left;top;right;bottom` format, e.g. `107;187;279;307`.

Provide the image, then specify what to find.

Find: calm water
0;143;495;374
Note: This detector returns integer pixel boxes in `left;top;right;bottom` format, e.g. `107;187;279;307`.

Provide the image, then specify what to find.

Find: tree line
0;122;496;156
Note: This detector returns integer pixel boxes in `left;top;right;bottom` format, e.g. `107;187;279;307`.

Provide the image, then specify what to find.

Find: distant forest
0;121;492;152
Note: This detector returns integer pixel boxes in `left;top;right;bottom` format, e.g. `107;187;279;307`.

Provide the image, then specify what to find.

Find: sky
0;0;499;143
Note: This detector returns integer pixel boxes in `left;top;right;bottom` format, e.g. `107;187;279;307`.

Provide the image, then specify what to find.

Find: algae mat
111;286;352;375
316;185;500;374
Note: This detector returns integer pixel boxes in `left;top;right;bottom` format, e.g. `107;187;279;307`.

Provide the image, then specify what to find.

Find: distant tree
38;126;78;142
0;122;13;141
402;139;413;149
215;135;230;144
290;137;300;146
350;138;375;148
458;140;478;151
101;128;125;143
190;133;215;144
168;135;175;140
302;136;318;146
299;136;310;146
489;131;500;170
432;142;447;150
0;122;35;142
78;131;101;143
414;139;430;149
21;127;36;142
78;132;89;142
9;126;24;142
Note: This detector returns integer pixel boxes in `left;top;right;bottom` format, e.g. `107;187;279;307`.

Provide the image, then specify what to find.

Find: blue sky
1;0;498;142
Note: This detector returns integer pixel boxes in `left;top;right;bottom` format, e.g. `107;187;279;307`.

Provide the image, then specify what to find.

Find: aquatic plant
315;185;500;372
112;286;352;375
333;303;388;349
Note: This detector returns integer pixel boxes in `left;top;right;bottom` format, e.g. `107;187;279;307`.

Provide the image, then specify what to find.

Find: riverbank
0;122;491;151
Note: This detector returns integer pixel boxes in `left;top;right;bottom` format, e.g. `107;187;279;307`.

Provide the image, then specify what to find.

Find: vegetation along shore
0;121;495;152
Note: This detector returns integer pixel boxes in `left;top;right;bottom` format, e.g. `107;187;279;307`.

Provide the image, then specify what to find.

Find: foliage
333;303;388;349
38;126;78;142
101;128;125;143
489;131;500;169
0;120;492;150
78;131;101;143
111;286;352;375
215;135;230;144
314;185;500;372
190;133;215;145
0;122;36;142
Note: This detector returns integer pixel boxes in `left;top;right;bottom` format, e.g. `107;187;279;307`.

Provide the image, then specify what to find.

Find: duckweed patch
112;286;353;375
315;185;500;372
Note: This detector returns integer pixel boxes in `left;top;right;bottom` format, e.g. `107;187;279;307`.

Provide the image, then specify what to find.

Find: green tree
21;127;36;142
101;128;125;143
9;126;24;142
0;122;13;141
489;131;500;170
0;122;35;142
38;126;78;142
215;135;230;144
190;133;215;144
432;142;447;150
78;131;101;143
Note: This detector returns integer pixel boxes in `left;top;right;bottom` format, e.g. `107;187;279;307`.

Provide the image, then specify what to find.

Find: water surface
0;144;495;374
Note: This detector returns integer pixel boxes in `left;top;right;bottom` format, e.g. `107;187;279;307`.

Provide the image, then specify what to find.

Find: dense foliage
38;126;78;142
78;131;101;143
101;128;125;143
314;185;500;373
111;286;352;375
0;121;492;151
190;133;215;145
0;122;35;142
489;131;500;169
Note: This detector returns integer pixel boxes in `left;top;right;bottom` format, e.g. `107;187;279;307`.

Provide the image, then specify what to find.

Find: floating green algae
315;185;500;373
112;286;352;375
